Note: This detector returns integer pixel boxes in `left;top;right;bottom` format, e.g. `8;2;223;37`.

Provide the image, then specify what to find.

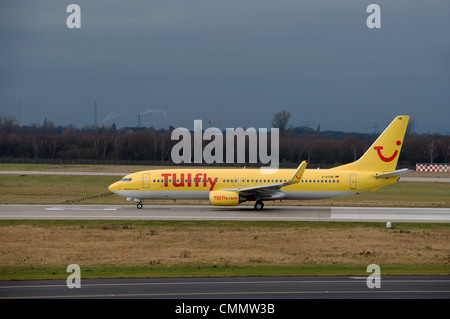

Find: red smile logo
374;140;401;162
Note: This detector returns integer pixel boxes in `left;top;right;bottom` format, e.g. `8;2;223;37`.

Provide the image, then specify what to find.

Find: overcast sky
0;0;449;134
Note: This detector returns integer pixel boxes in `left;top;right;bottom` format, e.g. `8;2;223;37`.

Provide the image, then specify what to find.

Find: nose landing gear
127;197;143;209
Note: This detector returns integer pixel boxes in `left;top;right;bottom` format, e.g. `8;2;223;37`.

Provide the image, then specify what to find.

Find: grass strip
1;264;449;281
1;219;449;230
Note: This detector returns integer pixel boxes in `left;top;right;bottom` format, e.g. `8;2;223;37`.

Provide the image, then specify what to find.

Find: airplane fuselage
109;167;397;202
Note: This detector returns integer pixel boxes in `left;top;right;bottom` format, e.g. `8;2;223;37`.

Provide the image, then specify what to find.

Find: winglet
286;161;307;185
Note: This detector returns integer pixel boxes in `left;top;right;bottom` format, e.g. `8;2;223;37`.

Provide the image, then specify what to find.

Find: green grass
1;264;448;281
0;174;118;204
336;182;450;206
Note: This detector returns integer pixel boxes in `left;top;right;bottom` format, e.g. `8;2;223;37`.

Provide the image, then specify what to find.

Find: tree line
0;115;449;167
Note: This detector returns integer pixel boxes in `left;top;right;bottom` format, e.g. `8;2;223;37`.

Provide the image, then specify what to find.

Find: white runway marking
45;207;118;211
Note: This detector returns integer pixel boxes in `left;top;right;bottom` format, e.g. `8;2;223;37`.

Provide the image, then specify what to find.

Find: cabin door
142;173;151;188
350;174;357;190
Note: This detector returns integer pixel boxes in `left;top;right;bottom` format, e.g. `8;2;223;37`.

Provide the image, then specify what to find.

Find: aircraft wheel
137;202;143;209
254;200;264;210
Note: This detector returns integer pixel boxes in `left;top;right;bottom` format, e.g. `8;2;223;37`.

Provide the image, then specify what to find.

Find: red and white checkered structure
416;163;450;172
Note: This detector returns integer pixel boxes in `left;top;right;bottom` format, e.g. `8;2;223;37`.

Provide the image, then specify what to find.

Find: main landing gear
254;200;264;210
137;202;143;209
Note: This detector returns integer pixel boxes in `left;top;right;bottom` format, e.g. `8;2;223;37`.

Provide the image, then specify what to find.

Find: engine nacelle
209;190;240;206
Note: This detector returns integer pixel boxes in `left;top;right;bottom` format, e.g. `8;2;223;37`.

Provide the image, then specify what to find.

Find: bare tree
425;139;437;163
0;115;18;134
32;138;44;160
151;131;161;160
271;111;292;132
114;136;121;160
51;138;58;159
442;138;450;163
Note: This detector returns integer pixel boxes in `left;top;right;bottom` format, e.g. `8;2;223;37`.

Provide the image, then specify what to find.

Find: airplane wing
228;161;307;200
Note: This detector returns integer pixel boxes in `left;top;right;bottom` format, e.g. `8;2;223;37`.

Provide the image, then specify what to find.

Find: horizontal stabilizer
374;168;409;179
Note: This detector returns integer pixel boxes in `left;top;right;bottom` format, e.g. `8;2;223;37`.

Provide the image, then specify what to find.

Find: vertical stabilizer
333;116;409;172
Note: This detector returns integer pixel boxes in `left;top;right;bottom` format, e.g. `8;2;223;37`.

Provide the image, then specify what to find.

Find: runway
1;204;450;223
1;276;449;300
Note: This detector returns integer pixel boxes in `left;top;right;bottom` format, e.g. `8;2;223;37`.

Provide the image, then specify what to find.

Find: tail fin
333;116;409;173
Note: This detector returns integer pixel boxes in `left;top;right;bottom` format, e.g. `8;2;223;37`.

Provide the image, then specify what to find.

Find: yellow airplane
109;115;409;210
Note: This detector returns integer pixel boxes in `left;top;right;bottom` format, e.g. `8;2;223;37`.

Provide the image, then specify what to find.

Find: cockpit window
120;178;133;182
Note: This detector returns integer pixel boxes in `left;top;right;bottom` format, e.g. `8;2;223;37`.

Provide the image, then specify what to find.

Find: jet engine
209;190;241;206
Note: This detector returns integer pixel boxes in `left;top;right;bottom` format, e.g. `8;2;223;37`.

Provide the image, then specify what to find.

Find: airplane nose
108;181;121;193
